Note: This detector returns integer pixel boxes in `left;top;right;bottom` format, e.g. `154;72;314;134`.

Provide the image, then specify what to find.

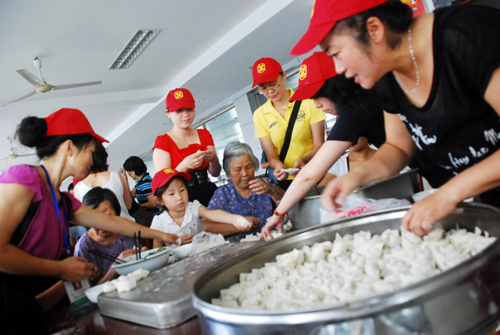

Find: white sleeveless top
75;171;135;222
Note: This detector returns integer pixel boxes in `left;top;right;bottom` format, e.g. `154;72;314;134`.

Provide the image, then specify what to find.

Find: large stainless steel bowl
193;204;500;335
288;169;420;230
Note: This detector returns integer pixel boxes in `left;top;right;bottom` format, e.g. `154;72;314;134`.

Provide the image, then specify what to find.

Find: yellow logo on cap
257;63;266;74
163;168;175;174
299;64;308;81
174;91;184;99
311;0;316;18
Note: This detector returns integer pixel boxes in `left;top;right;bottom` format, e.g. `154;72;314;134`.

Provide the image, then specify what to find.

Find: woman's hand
321;173;362;212
119;168;128;182
57;257;95;282
200;147;218;163
261;214;285;240
402;190;460;236
232;215;253;232
244;216;261;229
273;163;289;181
179;151;205;171
179;234;193;245
249;178;269;195
161;233;180;245
89;267;101;286
292;158;305;176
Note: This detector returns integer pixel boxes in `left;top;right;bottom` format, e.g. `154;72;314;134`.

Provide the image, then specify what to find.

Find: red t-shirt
153;129;215;173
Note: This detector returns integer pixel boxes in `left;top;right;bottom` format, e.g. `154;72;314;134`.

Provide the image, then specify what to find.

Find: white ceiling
0;0;316;174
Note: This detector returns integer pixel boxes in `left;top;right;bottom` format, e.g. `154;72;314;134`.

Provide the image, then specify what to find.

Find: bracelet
274;209;286;217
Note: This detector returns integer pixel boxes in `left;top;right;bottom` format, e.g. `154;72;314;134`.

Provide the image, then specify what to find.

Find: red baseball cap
166;88;195;112
252;57;283;88
44;108;108;145
290;0;388;56
152;168;191;195
290;52;338;102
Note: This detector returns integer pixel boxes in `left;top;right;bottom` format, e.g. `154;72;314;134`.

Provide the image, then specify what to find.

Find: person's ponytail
16;116;47;148
15;115;94;159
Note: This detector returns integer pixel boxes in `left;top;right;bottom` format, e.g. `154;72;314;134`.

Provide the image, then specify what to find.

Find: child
74;187;149;285
151;168;252;248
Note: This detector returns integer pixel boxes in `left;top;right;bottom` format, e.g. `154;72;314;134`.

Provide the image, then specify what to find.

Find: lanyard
40;165;71;256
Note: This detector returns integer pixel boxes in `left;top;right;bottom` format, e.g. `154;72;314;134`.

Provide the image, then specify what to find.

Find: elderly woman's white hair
222;141;260;175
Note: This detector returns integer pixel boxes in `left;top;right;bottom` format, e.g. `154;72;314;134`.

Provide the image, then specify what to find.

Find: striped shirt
134;173;157;214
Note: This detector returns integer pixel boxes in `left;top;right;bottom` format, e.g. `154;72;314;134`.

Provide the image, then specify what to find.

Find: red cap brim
91;132;109;145
252;72;280;88
289;81;325;102
290;22;336;56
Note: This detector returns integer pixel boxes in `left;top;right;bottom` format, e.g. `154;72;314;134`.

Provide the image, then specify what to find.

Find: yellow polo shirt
253;89;325;178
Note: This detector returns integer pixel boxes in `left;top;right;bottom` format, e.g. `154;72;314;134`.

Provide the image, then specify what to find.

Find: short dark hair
67;183;74;192
123;156;147;176
154;176;188;212
82;187;121;216
16;116;95;160
89;145;109;174
313;75;380;119
333;0;413;50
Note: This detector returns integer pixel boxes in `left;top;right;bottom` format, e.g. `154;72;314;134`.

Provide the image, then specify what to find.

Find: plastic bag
189;232;228;256
320;194;411;223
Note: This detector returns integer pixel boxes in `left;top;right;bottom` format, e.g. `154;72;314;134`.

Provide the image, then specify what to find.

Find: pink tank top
0;165;82;260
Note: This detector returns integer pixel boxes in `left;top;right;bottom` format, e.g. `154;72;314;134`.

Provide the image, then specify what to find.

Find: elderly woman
202;142;282;236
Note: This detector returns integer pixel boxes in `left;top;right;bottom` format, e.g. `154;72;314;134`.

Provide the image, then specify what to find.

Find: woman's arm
71;205;179;245
317;173;337;188
152;149;172;172
261;140;351;239
259;136;288;181
321;112;416;212
403;68;500;235
0;183;94;281
36;280;66;312
294;121;325;168
205;145;221;177
118;173;133;210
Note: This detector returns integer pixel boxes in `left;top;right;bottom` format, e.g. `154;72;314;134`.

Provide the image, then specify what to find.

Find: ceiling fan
0;136;37;161
1;57;102;107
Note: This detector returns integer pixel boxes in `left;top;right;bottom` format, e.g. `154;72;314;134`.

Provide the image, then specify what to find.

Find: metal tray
193;204;500;335
98;241;259;329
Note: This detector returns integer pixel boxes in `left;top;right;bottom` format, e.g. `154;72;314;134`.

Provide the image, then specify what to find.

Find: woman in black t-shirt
290;0;500;236
262;52;386;237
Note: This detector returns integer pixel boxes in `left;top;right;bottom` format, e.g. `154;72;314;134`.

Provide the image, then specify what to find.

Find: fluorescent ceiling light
109;30;161;70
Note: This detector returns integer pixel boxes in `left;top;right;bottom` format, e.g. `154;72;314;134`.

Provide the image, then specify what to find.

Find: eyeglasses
258;78;281;92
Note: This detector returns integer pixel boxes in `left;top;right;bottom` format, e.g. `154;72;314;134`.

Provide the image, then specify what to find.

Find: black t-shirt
327;89;386;148
375;5;500;193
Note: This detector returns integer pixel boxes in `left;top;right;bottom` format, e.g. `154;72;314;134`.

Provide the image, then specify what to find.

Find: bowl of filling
112;246;170;275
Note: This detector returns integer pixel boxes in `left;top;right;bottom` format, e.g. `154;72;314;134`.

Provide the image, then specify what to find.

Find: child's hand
179;234;193;245
161;233;180;245
232;215;253;232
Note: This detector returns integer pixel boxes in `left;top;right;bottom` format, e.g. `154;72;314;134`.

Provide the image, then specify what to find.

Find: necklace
394;29;420;94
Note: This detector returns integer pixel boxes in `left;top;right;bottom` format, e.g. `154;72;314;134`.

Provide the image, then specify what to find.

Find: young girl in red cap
150;168;256;248
0;108;179;332
251;57;326;190
291;0;500;236
153;88;221;207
